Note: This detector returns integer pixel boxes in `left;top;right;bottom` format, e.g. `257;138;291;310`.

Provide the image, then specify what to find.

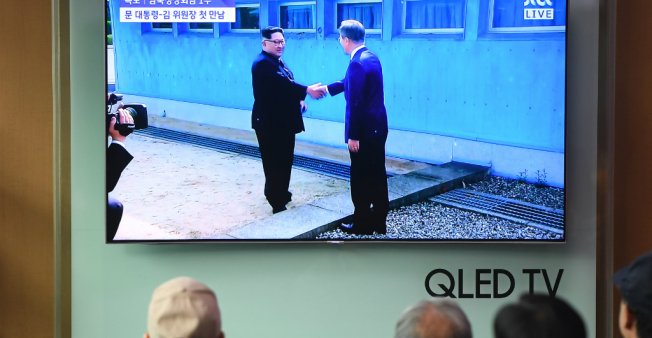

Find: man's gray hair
339;19;365;43
395;300;472;338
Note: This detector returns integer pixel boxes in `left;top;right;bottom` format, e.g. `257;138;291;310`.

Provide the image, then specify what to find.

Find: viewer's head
261;26;285;58
395;299;472;338
493;293;586;338
614;251;652;338
145;276;224;338
338;20;365;55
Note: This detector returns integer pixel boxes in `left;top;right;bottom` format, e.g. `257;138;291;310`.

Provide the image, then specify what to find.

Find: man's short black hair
261;26;284;39
634;309;652;338
339;20;365;43
494;293;586;338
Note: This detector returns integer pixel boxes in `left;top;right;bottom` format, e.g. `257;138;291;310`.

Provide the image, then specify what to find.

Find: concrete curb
227;162;489;239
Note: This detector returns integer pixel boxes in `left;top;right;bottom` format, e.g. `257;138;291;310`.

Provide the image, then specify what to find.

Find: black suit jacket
327;47;388;143
107;142;133;192
251;51;307;134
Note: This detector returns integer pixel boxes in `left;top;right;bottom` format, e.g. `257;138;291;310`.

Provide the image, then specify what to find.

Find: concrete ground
112;116;432;241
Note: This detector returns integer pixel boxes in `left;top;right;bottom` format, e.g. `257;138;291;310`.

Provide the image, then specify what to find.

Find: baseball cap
147;277;221;338
614;251;652;314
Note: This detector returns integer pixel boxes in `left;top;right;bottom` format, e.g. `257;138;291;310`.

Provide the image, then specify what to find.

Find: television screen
105;0;566;242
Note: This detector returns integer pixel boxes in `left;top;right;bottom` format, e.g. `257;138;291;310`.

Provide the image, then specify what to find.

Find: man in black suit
107;108;134;241
251;26;325;213
324;20;389;235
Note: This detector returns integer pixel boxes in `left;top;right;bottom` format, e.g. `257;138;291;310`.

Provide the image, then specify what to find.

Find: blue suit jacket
327;47;388;143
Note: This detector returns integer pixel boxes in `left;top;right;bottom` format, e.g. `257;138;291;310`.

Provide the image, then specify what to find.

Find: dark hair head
261;26;284;39
338;20;365;43
494;293;586;338
631;307;652;338
615;251;652;316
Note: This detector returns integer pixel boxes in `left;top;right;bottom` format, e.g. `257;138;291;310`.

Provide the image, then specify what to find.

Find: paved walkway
112;117;487;241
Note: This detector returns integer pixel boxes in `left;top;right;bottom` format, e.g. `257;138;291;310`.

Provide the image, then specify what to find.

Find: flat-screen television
105;0;566;242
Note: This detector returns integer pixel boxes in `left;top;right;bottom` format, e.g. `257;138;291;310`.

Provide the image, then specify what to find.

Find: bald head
395;300;472;338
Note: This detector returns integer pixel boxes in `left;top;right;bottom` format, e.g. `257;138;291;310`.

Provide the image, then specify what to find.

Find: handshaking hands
307;83;327;100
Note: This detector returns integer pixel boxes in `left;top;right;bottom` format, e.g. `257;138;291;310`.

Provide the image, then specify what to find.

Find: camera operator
107;107;134;241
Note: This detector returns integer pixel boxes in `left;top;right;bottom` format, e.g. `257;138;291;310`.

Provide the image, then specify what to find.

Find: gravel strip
316;176;565;241
467;176;564;210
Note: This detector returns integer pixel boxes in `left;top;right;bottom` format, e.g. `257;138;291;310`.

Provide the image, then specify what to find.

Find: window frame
188;22;215;33
401;0;467;35
150;22;173;32
487;0;566;34
230;3;261;33
278;1;317;33
333;0;383;35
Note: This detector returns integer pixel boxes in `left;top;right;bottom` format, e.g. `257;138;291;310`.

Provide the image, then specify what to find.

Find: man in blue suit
325;20;389;235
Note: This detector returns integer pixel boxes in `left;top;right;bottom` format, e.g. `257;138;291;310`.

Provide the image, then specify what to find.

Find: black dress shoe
339;223;373;235
272;206;287;214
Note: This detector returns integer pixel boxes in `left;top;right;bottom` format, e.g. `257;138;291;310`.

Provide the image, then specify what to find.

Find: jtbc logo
523;0;555;20
524;0;553;6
